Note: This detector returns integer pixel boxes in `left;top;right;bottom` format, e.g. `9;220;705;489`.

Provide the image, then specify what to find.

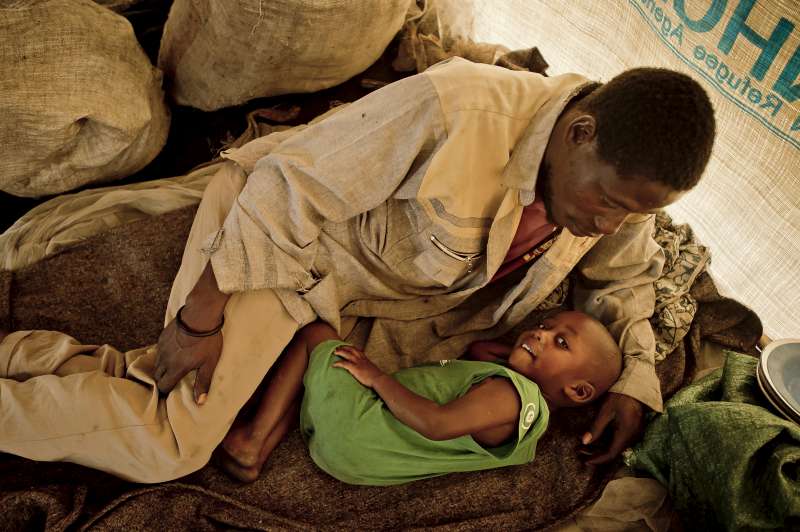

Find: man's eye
602;195;628;212
538;323;546;329
556;336;568;349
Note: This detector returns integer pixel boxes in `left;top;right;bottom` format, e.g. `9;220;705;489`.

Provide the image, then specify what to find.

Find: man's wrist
177;305;224;336
179;301;226;331
182;263;230;330
609;391;645;406
184;288;228;313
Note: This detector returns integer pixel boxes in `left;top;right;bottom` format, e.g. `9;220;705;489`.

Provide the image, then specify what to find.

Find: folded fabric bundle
0;171;213;272
629;351;800;531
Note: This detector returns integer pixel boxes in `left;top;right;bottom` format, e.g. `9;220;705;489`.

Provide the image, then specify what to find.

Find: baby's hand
333;345;385;388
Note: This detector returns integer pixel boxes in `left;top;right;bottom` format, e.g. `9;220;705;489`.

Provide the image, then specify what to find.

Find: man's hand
580;392;645;465
154;316;223;403
154;262;230;403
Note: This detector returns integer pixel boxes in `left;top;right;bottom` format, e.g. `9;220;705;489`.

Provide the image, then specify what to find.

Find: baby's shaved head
566;312;622;395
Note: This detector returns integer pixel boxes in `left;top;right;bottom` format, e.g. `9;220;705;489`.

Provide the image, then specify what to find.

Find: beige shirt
208;57;664;411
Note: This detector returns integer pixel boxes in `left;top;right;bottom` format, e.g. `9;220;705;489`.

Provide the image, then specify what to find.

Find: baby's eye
556;336;568;349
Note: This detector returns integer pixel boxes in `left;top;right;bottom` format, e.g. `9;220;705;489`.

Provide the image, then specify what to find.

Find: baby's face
508;312;596;401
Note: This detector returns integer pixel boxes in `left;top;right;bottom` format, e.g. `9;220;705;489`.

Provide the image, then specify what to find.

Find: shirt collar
502;73;594;206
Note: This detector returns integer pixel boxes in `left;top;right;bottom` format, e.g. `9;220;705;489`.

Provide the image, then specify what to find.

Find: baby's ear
563;381;596;405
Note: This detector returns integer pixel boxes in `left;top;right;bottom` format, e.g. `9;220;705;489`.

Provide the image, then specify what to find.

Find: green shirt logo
522;402;538;429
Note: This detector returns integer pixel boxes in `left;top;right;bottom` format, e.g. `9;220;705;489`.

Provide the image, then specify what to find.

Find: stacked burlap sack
0;0;170;198
157;0;412;111
0;0;413;198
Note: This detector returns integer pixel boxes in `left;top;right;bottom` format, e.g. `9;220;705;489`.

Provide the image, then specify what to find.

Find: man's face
539;118;685;237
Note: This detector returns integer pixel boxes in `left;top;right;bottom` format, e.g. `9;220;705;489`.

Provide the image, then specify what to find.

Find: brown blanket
0;206;761;530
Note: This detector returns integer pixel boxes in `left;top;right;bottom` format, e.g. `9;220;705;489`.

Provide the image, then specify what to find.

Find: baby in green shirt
219;310;622;485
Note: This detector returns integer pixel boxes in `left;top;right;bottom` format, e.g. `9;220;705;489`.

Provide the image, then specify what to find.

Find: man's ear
567;114;597;145
563;380;596;404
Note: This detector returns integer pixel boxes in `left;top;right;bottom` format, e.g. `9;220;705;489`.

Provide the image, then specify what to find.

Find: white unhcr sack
157;0;411;111
469;0;800;340
0;0;170;198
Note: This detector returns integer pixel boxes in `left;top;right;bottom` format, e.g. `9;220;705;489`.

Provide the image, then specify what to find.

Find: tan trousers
0;162;299;483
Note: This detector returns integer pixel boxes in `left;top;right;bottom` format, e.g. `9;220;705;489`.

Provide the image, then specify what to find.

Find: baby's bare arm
334;346;520;441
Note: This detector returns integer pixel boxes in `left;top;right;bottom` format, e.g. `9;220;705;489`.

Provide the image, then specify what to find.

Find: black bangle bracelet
176;305;224;337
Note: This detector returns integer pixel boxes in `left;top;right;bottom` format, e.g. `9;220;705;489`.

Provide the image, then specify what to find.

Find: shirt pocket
407;232;484;288
359;200;486;288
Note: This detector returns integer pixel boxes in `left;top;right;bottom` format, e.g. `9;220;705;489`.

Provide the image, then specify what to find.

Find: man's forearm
182;262;231;330
574;215;664;412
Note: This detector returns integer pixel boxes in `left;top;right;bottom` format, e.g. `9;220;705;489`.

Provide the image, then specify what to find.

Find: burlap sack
0;0;170;198
465;0;800;341
157;0;411;111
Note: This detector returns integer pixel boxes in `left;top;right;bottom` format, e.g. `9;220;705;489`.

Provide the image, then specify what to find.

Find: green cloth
628;351;800;531
299;340;549;486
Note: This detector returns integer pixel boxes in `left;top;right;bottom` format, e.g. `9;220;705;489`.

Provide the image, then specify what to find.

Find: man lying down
0;57;715;483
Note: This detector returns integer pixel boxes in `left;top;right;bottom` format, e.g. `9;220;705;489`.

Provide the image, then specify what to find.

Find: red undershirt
490;196;558;283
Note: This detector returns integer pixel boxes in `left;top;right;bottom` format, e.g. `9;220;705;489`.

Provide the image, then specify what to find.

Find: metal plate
757;363;800;424
758;339;800;423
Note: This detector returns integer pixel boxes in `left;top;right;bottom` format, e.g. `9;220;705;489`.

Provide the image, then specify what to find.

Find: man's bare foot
218;400;299;483
222;424;264;467
216;448;261;483
218;424;267;482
